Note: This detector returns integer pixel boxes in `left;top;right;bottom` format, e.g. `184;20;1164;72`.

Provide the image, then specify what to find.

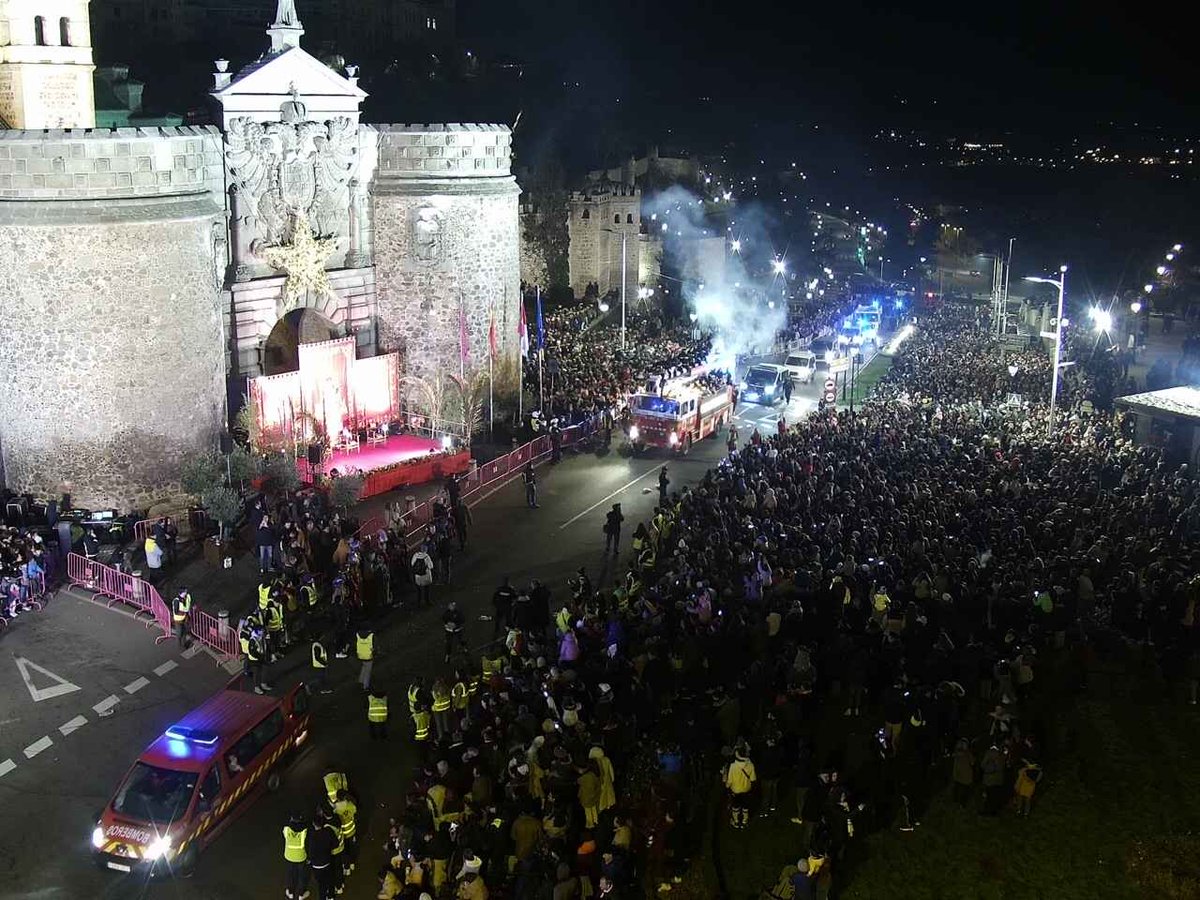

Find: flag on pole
536;286;545;351
488;304;498;359
518;298;530;358
458;299;469;372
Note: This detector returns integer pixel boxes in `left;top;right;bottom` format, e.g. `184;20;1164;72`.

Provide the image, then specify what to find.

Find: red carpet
322;434;443;476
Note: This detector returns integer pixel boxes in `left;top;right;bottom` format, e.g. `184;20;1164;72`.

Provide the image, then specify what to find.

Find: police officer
283;812;309;899
323;767;350;809
355;626;374;691
171;588;192;648
310;636;331;695
367;685;388;740
333;789;358;876
247;624;271;694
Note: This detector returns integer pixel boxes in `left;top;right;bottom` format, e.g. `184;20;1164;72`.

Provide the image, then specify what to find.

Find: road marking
154;660;178;676
23;736;53;759
124;677;150;694
559;467;663;530
93;695;120;717
59;715;88;736
0;759;15;778
14;656;82;703
181;644;202;659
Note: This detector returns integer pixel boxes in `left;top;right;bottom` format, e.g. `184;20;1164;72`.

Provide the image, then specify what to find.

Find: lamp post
1024;266;1068;439
601;226;629;350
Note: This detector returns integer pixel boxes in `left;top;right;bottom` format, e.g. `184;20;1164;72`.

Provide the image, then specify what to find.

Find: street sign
822;378;837;404
829;357;851;374
1039;331;1057;339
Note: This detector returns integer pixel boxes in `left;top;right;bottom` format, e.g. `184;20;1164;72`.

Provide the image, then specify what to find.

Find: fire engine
627;369;734;454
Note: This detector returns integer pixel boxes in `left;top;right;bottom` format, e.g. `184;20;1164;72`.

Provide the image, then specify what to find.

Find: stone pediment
212;47;367;128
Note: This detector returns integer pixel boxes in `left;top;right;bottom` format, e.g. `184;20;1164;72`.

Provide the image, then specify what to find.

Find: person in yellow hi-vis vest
356;627;374;690
323;767;349;808
333;789;358;876
367;687;388;740
431;678;452;740
282;813;308;900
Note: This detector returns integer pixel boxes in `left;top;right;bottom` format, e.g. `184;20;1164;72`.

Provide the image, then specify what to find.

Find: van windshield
786;355;812;367
112;762;198;824
745;367;777;386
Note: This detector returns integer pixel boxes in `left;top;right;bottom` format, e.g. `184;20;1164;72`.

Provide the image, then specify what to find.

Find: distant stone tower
0;0;96;128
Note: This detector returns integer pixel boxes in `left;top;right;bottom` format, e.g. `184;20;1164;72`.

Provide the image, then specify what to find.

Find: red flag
459;301;470;368
488;305;498;359
517;300;529;358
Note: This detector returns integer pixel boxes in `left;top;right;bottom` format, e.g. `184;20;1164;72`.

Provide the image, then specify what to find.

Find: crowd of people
0;523;51;620
526;306;713;425
338;302;1200;900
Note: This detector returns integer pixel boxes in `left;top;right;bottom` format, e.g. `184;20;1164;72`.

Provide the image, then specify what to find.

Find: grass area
840;353;894;408
714;653;1200;900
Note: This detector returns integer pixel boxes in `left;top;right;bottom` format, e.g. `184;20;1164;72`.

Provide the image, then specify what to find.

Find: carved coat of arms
226;98;358;248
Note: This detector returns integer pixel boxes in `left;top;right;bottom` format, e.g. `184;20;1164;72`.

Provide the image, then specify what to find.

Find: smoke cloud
641;185;787;372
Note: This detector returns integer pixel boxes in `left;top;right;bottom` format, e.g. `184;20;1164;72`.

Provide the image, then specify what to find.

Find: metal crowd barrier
66;551;173;644
185;607;240;661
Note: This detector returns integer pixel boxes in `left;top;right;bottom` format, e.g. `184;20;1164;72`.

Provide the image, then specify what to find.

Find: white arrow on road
14;657;81;703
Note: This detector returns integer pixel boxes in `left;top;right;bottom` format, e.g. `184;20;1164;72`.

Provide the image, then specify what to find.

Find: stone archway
261;307;340;375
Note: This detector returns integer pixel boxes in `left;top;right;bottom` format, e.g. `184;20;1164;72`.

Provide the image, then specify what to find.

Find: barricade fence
66;552;173;644
66;552;237;661
132;510;210;546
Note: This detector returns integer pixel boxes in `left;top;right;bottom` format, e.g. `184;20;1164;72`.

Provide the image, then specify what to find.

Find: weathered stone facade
372;124;522;397
0;128;225;509
567;183;643;298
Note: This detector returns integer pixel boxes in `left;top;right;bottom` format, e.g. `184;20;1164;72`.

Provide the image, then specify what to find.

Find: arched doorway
262;308;340;375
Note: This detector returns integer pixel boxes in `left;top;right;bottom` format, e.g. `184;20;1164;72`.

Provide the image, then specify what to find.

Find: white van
782;350;817;384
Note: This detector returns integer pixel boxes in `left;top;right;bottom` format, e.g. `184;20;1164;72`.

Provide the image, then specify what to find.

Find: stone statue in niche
211;220;228;291
413;206;445;265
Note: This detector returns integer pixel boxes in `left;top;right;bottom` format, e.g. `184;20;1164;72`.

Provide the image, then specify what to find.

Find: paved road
0;365;852;900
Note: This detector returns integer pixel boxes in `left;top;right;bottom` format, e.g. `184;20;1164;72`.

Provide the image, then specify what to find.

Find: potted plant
200;486;243;568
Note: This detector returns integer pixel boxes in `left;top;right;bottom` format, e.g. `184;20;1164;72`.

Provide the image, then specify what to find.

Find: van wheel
266;770;282;792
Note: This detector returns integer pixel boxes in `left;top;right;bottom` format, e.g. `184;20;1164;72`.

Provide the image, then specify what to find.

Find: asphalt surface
0;364;843;900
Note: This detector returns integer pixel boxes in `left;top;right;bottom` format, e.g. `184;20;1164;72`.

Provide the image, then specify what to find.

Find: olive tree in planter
329;473;365;513
200;486;243;568
261;453;301;496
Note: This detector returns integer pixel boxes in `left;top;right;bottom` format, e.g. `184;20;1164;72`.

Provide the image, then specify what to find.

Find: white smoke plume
641;185;787;372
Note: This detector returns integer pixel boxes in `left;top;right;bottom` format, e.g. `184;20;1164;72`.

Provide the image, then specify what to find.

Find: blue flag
536;288;545;351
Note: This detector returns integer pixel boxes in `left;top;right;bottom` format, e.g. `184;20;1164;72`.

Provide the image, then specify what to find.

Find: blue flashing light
894;299;904;309
165;725;219;746
165;738;192;759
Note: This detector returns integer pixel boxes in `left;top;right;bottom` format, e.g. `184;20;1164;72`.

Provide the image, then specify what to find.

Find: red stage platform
321;434;442;476
307;434;473;499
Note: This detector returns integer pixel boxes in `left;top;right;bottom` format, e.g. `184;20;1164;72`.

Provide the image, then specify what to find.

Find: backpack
413;555;429;577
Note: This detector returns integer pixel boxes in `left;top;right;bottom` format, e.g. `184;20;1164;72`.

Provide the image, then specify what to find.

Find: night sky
460;0;1195;136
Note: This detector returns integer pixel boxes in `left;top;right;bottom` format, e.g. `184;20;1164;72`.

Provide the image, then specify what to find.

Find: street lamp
601;227;629;350
1024;265;1068;439
1130;301;1143;314
772;258;787;275
730;239;742;253
1144;284;1154;293
1093;309;1113;333
878;256;884;279
1007;364;1019;378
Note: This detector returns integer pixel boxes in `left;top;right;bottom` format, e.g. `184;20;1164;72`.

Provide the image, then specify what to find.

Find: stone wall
0;127;226;510
372;124;522;400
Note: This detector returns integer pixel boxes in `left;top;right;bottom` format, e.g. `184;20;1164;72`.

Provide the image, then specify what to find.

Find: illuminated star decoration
259;210;337;310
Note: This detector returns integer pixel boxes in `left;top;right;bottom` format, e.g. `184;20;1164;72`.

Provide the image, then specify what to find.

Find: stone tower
372;124;522;396
0;0;96;128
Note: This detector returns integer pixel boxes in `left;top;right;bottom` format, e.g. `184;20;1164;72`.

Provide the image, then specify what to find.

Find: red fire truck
627;370;734;454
